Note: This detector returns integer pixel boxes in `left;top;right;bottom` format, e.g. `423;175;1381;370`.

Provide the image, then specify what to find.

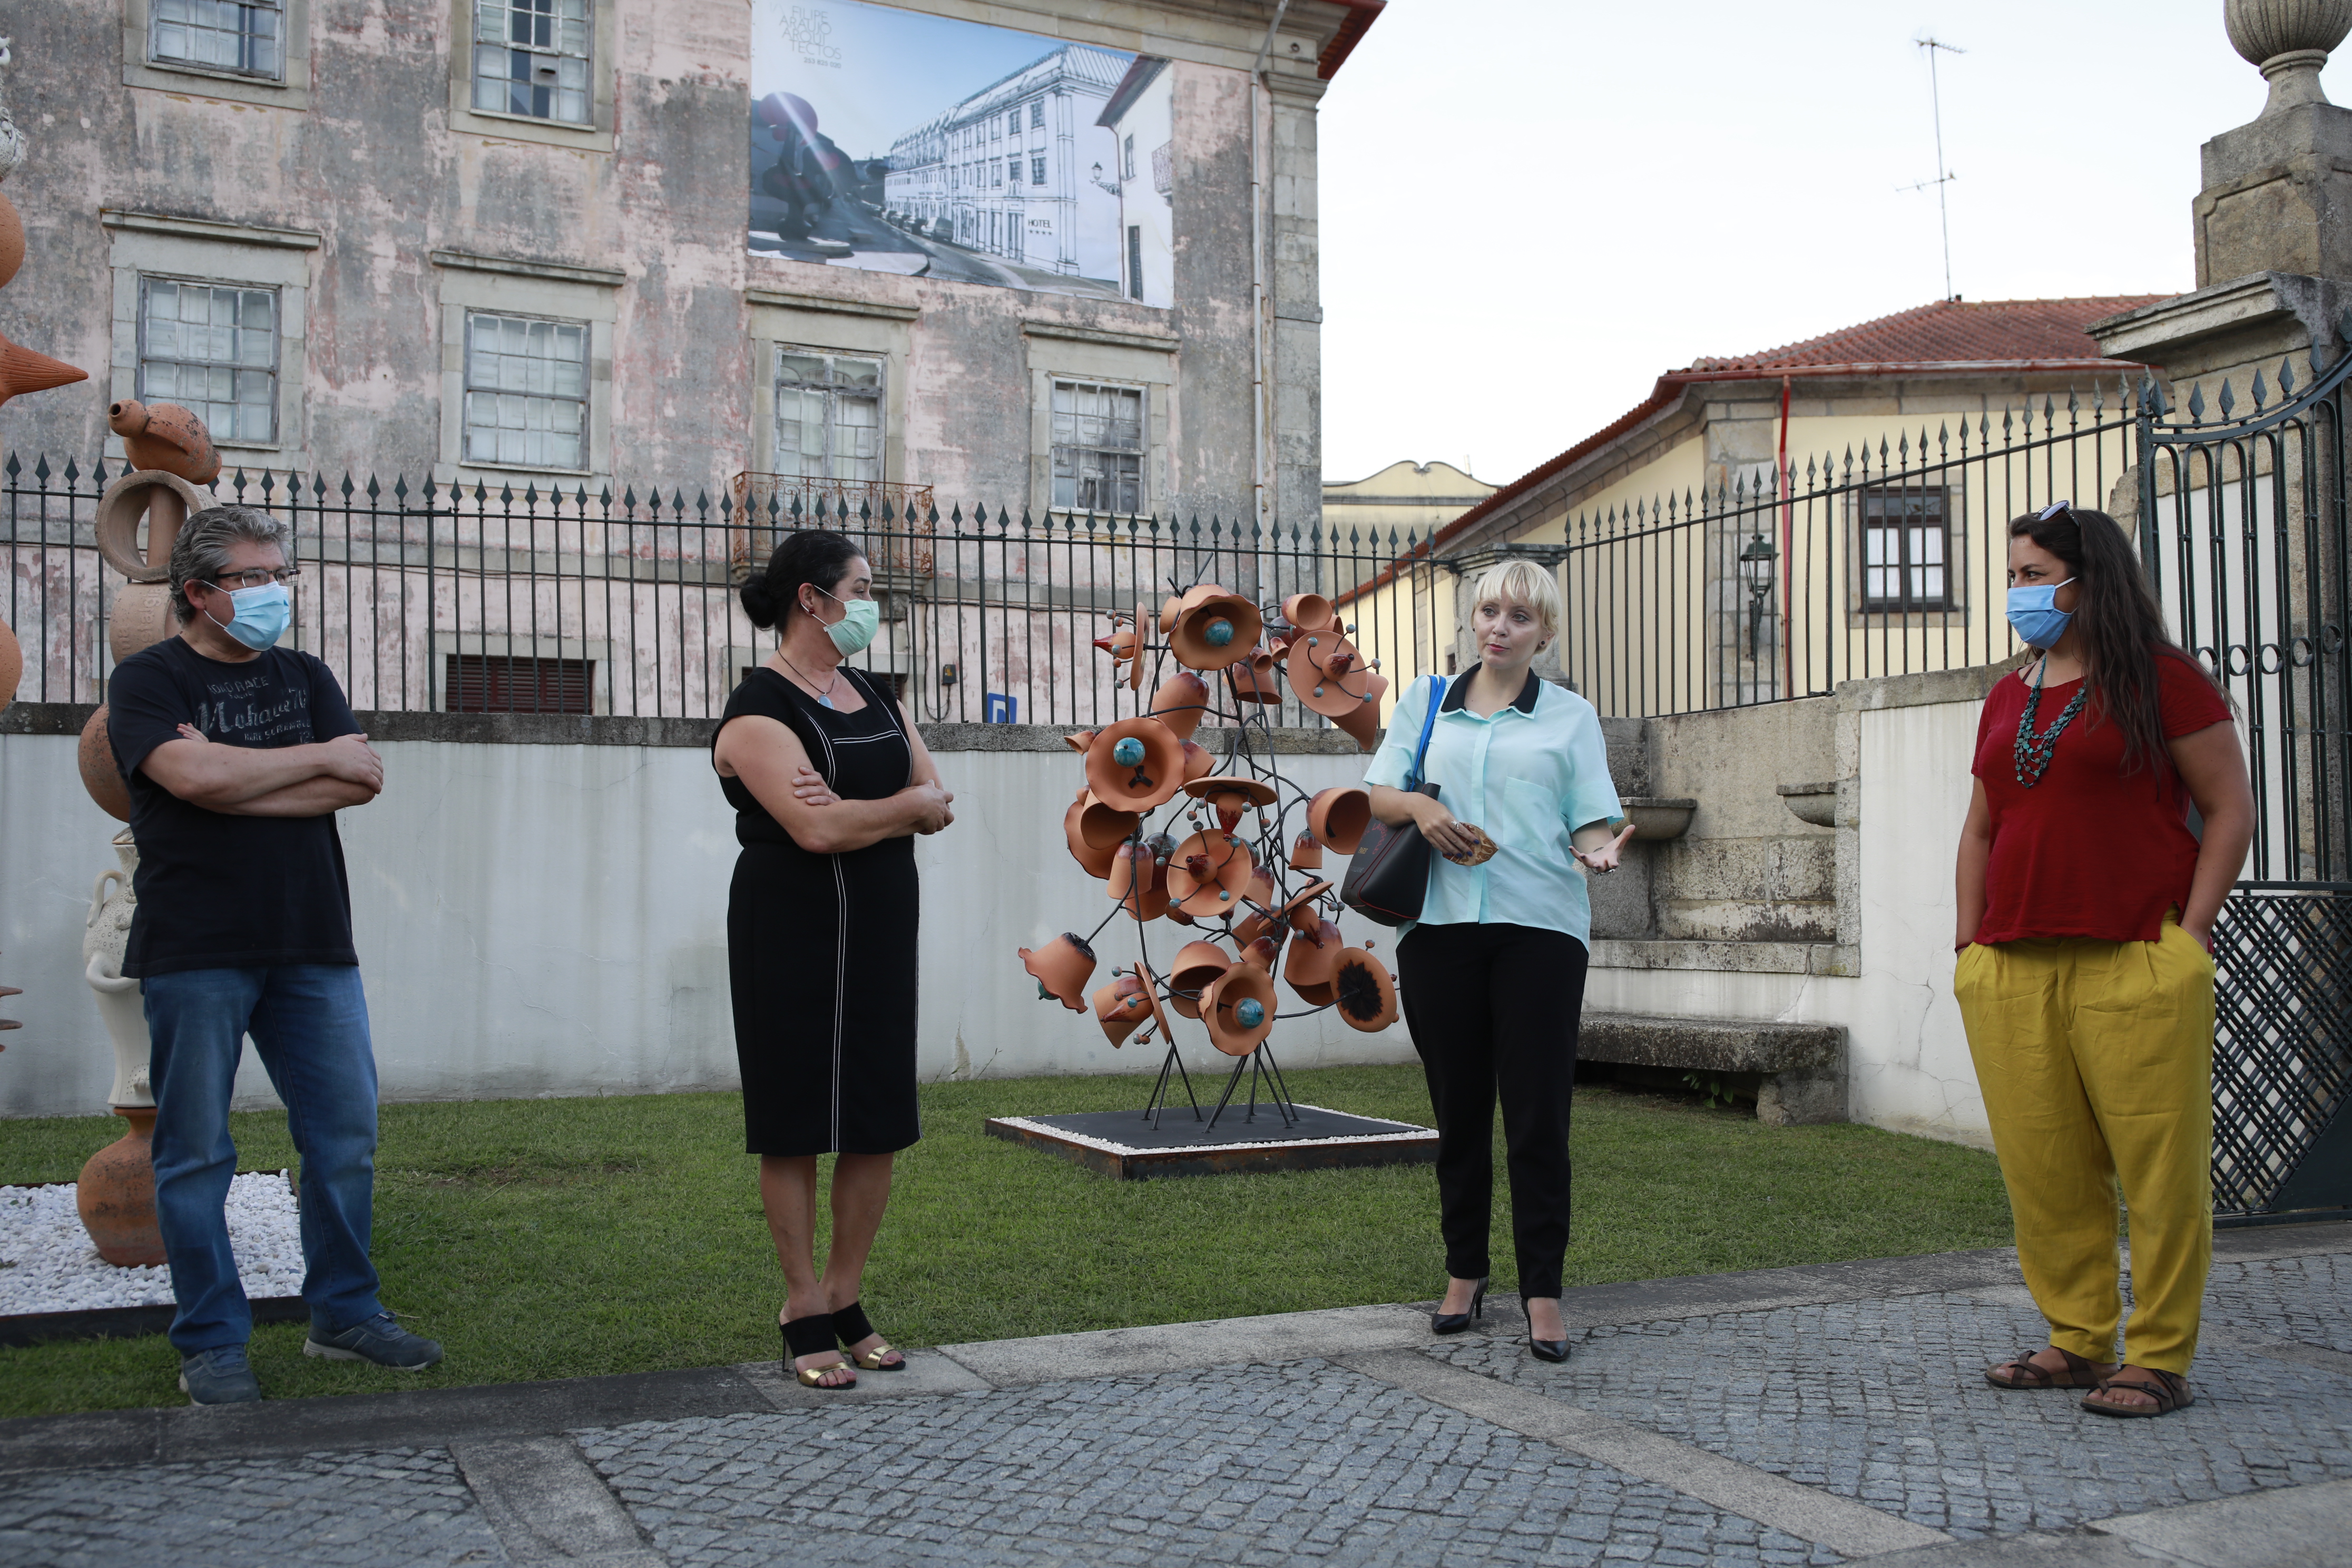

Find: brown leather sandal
1984;1346;2115;1389
2082;1368;2193;1418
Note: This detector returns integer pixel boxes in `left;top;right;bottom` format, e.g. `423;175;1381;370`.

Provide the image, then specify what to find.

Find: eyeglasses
204;568;302;591
2036;500;2075;523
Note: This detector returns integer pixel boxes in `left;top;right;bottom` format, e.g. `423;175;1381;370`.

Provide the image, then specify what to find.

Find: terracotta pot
1168;938;1232;1019
1132;957;1177;1044
1157;591;1189;636
0;190;22;291
1084;718;1187;812
1237;934;1280;972
79;707;131;822
1149;671;1211;740
1225;645;1281;704
1062;793;1129;879
0;612;19;714
1201;963;1277;1056
106;399;221;486
1169;591;1263;672
1063;729;1096;754
1285;919;1345;1007
1307;787;1373;855
1108;839;1170;922
0;330;88;411
1275;879;1336;936
1332;946;1400;1032
108;583;177;664
1018;932;1096;1012
1286;629;1377;717
1092;972;1153;1047
1281;592;1335;633
1179;739;1215;783
94;469;212;583
1164;828;1255;919
1289;829;1325;871
77;1105;165;1266
1331;675;1389;752
1183;773;1276;833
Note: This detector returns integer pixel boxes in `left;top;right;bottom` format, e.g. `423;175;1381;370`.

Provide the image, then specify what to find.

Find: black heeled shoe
832;1299;905;1371
780;1312;856;1389
1526;1300;1570;1363
1430;1277;1488;1336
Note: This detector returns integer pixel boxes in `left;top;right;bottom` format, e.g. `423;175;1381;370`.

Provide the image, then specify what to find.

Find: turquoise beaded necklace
2012;655;2088;788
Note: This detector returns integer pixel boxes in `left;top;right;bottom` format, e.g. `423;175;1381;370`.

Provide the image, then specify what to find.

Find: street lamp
1739;531;1778;661
1089;161;1121;195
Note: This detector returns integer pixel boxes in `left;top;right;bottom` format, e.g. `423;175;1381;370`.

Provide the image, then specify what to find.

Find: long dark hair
740;528;865;631
2006;505;2226;773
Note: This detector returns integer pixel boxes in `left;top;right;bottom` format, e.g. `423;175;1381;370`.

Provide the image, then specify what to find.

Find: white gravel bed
0;1171;305;1317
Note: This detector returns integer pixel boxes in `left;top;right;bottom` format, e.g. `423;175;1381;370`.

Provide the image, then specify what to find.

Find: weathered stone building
0;0;1384;526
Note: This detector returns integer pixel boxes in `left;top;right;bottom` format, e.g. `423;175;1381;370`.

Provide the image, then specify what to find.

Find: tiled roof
1687;296;2169;372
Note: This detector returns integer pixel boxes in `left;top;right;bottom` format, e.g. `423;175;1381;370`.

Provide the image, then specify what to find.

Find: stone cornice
428;250;626;288
100;209;321;250
746;288;922;322
1022;321;1182;353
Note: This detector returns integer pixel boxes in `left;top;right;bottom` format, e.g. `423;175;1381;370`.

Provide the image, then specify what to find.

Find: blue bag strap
1406;674;1446;789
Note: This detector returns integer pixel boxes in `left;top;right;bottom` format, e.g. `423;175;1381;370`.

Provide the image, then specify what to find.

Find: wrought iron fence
1;453;1448;731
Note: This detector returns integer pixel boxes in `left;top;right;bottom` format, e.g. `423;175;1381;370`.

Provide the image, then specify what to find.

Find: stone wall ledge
1580;1011;1845;1073
1590;938;1859;977
1835;656;2025;715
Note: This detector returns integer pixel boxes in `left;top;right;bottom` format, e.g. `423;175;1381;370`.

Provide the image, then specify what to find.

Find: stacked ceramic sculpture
0;39;86;414
1018;586;1402;1126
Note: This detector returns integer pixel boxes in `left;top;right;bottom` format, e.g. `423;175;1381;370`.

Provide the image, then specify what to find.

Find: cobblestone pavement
2203;1251;2352;1354
576;1361;1841;1568
0;1448;500;1568
1429;1271;2352;1541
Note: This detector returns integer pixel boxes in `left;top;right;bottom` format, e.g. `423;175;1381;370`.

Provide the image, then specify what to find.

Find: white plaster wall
0;734;1407;1119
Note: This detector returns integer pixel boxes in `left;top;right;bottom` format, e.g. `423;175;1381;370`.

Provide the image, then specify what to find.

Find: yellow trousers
1954;918;2215;1373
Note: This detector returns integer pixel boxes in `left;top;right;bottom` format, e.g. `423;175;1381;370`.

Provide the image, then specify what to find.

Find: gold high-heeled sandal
781;1311;856;1388
833;1300;906;1371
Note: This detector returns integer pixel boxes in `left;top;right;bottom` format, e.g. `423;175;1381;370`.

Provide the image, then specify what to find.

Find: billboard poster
749;1;1176;308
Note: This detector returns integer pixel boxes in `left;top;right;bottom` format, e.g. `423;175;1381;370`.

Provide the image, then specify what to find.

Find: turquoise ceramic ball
1112;736;1146;767
1236;997;1266;1028
1204;618;1235;647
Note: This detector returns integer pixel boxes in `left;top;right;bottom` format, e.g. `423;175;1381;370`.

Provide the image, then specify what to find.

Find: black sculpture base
985;1102;1437;1180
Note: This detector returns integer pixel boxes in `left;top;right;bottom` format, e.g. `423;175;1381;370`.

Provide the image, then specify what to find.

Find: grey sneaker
179;1345;261;1405
303;1312;444;1370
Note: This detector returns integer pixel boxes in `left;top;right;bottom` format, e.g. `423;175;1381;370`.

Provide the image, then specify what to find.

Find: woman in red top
1953;502;2251;1419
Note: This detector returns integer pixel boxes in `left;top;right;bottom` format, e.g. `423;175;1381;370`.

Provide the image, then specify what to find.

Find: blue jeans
143;965;383;1354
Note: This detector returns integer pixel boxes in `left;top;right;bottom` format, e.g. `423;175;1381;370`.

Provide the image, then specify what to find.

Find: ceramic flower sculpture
1013;583;1399;1126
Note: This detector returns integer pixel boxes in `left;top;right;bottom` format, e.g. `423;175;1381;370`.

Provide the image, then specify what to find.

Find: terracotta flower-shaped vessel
1167;938;1232;1019
1170;590;1263;672
1085;718;1186;812
1063;730;1096;753
1182;773;1276;833
1163;828;1255;919
1281;592;1336;633
1306;788;1372;854
1063;790;1136;879
1331;945;1400;1032
1285;628;1376;717
1332;674;1389;752
1274;879;1336;936
1289;828;1325;871
1237;934;1280;972
1131;957;1177;1045
1149;671;1211;740
1092;612;1139;664
1179;739;1216;784
1284;918;1346;1007
1019;932;1096;1012
1108;839;1170;922
1201;963;1277;1056
1092;971;1153;1047
1225;645;1281;705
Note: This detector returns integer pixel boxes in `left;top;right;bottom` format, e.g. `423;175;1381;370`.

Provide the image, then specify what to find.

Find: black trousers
1396;921;1589;1300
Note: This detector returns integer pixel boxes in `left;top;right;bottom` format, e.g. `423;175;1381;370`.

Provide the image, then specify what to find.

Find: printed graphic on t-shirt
192;670;315;747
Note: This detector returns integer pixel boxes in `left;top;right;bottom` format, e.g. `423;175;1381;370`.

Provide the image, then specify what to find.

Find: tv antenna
1903;35;1965;300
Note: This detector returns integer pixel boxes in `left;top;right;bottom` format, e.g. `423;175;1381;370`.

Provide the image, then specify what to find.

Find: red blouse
1970;651;2234;945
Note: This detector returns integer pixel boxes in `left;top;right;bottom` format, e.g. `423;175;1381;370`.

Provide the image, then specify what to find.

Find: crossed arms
139;726;384;818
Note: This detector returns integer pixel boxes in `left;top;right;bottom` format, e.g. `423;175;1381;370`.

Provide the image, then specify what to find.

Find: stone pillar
1699;389;1783;707
1265;71;1326;540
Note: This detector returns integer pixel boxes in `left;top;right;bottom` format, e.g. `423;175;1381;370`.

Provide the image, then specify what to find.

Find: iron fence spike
2066;387;2080;416
2218;379;2236;417
2188;384;2207;422
4;453;19;480
2251;369;2268;410
2279;355;2297;396
31;454;50;483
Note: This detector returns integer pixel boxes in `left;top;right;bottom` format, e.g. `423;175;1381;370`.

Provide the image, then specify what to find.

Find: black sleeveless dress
716;665;920;1156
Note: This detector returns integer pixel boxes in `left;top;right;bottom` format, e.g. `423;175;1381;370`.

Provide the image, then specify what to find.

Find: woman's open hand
791;766;840;808
1406;792;1481;861
1571;819;1638;875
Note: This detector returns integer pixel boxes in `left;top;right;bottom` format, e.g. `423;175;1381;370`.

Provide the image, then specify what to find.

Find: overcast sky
1316;1;2347;487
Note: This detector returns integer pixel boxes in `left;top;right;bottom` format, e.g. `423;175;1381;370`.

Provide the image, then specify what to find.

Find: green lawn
0;1066;2011;1418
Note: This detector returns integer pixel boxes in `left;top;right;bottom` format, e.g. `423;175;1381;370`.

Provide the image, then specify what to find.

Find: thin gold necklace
777;651;845;709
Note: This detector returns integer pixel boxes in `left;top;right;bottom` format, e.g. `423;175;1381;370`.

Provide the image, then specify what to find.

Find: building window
1123;133;1136;181
774;349;883;483
1030;100;1044;129
150;0;284;79
1859;486;1953;611
473;0;591;124
1032;156;1046;185
445;653;591;713
1052;380;1143;513
463;310;589;470
137;278;279;445
1007;110;1020;137
996;160;1007;188
1127;227;1143;301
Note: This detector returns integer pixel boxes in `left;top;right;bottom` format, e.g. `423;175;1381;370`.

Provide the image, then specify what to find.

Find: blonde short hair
1468;558;1562;637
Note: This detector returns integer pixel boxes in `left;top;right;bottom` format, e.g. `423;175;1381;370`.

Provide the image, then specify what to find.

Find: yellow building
1338;297;2162;718
1317;459;1494;702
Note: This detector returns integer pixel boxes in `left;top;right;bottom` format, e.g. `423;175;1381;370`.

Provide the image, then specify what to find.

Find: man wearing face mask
106;505;440;1405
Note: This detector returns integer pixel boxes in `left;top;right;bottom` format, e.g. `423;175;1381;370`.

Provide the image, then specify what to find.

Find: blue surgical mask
815;585;880;656
2005;577;2075;650
205;581;292;651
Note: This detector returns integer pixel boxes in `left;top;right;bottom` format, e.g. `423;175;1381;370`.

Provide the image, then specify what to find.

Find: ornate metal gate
2138;329;2352;1224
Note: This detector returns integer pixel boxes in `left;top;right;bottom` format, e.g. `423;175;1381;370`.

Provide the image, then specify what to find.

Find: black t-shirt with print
106;636;365;978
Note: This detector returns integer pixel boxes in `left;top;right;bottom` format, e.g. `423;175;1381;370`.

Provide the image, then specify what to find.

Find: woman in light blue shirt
1365;559;1631;1363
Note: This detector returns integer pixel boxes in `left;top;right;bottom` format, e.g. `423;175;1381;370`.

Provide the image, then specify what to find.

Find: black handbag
1340;675;1446;928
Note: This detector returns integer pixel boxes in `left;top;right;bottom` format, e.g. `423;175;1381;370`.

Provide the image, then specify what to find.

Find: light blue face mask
2004;577;2075;650
814;584;880;656
205;581;292;651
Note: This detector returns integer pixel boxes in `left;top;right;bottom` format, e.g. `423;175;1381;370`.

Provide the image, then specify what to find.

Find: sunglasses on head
2036;500;2075;524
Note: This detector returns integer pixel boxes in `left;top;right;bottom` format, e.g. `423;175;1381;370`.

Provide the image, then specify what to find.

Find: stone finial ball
1112;736;1146;767
2226;0;2352;66
1203;618;1234;648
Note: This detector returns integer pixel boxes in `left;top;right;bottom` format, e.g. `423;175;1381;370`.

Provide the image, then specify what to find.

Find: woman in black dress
712;529;954;1389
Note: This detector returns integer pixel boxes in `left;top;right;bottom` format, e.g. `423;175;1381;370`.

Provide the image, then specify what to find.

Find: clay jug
79;706;131;821
107;399;221;485
109;583;177;664
78;1106;166;1266
0;329;87;410
0;611;20;712
84;832;152;1109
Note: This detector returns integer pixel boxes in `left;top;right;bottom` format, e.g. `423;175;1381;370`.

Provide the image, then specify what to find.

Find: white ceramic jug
83;829;151;1109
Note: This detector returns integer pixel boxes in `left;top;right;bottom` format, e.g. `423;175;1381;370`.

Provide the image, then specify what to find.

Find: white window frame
1049;379;1146;514
771;346;887;485
122;0;311;111
745;289;915;498
432;249;621;486
460;309;592;473
445;0;616;153
1846;481;1972;627
135;276;285;448
1024;324;1177;518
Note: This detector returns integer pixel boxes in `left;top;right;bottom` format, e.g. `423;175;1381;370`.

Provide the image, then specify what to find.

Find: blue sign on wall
984;692;1018;724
